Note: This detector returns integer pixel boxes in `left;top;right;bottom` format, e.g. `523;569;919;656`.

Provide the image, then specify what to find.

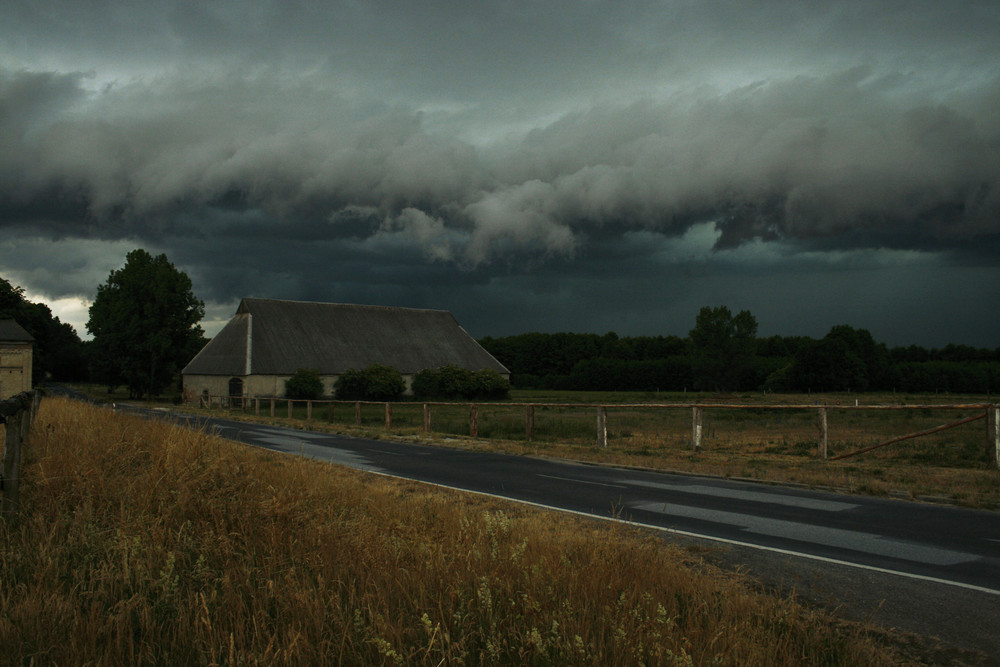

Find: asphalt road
159;410;1000;659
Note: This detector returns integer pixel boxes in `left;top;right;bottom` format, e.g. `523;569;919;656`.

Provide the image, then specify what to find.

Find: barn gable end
0;320;34;400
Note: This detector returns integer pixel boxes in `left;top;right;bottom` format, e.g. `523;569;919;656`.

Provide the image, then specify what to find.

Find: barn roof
182;298;508;376
0;320;34;342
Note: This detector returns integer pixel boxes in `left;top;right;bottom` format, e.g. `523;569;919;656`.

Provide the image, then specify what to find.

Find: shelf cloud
2;1;998;346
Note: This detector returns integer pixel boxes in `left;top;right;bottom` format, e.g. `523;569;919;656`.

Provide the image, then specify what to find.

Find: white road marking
623;480;857;512
537;474;626;488
629;501;977;566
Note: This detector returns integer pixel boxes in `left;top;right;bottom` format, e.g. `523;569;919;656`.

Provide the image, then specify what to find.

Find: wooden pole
269;398;275;418
328;402;334;423
989;405;1000;469
306;400;313;421
423;404;431;432
254;398;260;416
526;404;534;442
817;407;828;459
355;402;362;426
692;407;703;452
470;405;478;437
597;406;607;447
2;410;23;514
830;411;988;461
385;403;392;429
287;400;293;419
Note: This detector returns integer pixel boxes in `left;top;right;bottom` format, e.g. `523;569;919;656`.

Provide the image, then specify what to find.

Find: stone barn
182;298;509;401
0;320;34;400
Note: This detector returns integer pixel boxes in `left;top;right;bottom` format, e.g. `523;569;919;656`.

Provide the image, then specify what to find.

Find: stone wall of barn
0;342;32;400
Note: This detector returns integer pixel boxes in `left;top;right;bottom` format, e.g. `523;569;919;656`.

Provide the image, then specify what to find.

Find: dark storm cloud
2;1;999;346
4;66;997;260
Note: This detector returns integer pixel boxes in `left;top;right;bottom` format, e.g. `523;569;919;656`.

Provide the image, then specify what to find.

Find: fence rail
1;389;43;513
199;395;1000;468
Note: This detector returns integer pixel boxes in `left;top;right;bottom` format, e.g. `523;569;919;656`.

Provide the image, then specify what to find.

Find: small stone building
182;298;509;400
0;320;34;400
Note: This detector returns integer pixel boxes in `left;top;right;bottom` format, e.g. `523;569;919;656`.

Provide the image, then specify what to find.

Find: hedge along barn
182;298;509;400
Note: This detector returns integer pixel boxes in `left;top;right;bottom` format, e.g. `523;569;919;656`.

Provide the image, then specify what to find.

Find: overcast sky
2;1;999;347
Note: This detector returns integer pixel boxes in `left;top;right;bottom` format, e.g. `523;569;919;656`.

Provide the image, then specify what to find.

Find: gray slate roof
182;298;508;376
0;320;34;342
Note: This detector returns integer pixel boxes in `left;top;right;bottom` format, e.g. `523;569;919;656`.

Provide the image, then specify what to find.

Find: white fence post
989;405;999;469
692;407;703;452
818;407;828;459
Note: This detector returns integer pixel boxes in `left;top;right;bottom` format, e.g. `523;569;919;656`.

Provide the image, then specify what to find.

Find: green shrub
411;368;440;399
411;365;509;400
285;367;324;400
335;364;406;401
471;368;510;399
361;364;406;401
437;364;472;398
334;368;367;400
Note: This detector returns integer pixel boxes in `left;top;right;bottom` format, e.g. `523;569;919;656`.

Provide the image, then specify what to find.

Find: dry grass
0;397;910;665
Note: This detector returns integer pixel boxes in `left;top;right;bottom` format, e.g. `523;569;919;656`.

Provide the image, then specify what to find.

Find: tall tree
87;250;205;399
689;306;758;391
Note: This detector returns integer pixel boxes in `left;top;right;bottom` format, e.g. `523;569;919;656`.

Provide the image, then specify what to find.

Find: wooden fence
0;389;43;513
201;395;1000;468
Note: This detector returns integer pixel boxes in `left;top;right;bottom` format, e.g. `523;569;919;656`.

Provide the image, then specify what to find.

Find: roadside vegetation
1;397;909;665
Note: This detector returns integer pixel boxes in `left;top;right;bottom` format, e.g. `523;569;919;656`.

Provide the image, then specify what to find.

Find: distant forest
479;307;1000;394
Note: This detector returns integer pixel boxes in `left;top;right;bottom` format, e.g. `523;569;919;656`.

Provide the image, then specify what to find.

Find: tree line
479;306;1000;394
4;254;997;399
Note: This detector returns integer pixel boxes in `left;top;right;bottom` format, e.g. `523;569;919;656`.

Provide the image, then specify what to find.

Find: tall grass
0;397;906;665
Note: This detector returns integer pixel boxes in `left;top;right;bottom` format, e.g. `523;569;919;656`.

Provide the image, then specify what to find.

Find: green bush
411;365;509;400
470;368;510;399
285;367;324;400
361;364;406;401
334;364;405;401
411;368;441;399
334;368;367;400
437;364;472;398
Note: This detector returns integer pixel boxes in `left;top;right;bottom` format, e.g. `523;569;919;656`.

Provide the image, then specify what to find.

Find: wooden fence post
526;404;534;442
287;400;293;419
470;405;478;437
989;405;1000;469
818;407;828;459
355;402;362;426
306;400;313;421
692;407;703;452
597;406;607;447
328;402;334;422
2;410;24;514
385;403;392;429
423;404;431;433
269;399;275;418
254;398;260;416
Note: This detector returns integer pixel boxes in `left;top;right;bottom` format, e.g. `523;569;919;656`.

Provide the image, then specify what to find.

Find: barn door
228;377;244;409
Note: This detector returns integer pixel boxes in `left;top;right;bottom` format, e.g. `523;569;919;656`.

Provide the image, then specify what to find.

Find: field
0;396;923;665
183;389;1000;509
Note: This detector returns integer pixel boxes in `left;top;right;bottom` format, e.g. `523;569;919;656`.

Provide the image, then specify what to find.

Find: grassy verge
0;397;910;665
